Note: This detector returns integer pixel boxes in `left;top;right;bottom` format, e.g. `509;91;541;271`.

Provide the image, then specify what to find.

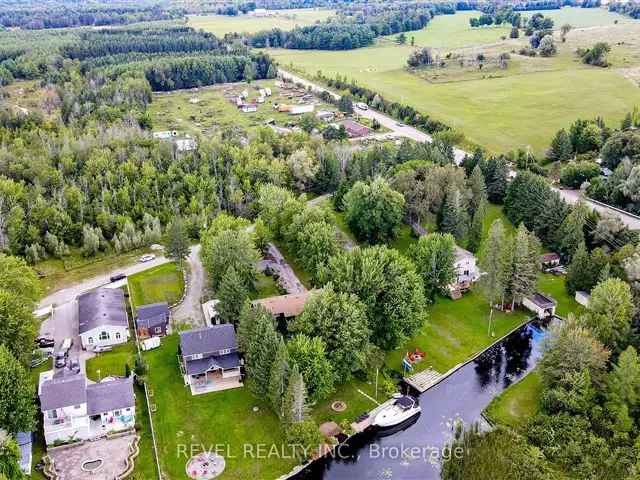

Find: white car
139;254;156;263
356;102;368;111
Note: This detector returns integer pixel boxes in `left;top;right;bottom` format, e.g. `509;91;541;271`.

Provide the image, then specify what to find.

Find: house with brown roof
251;290;319;328
339;119;372;138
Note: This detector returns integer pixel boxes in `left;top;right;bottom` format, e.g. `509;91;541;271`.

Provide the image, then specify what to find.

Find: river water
295;317;552;480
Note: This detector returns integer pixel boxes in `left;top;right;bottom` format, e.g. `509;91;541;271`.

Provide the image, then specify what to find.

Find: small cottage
78;288;129;350
523;292;557;319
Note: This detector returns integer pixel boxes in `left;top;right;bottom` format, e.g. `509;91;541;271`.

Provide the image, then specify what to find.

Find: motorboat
373;395;421;428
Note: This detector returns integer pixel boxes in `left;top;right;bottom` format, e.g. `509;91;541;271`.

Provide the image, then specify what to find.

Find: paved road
172;244;207;327
38;255;171;309
554;188;640;230
278;69;468;165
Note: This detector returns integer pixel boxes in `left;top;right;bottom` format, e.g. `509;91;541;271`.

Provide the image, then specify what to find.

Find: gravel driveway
171;244;206;327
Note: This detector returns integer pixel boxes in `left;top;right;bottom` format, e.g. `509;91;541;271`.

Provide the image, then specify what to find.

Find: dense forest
0;0;184;29
609;1;640;19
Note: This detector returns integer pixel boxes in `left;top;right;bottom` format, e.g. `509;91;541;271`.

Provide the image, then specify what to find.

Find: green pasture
188;8;333;36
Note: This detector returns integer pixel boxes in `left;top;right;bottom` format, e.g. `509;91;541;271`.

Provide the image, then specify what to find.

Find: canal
296;317;553;480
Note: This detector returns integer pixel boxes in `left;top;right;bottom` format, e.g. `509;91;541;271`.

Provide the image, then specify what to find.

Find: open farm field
270;8;640;155
188;8;334;36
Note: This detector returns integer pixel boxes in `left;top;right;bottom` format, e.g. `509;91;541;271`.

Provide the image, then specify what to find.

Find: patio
189;371;243;395
47;432;137;479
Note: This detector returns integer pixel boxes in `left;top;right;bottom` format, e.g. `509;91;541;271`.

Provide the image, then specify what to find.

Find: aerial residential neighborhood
0;1;640;480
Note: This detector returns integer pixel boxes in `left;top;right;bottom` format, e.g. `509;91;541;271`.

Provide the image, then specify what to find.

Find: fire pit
81;459;103;472
185;452;225;479
331;401;347;412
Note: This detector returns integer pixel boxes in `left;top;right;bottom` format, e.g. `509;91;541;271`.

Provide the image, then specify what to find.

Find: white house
523;292;557;319
201;299;221;325
38;370;135;445
78;288;130;350
448;246;479;299
175;137;197;152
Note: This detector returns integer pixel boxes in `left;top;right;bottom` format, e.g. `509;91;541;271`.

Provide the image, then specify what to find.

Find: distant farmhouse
179;325;243;395
78;288;130;350
152;130;197;152
38;370;135;445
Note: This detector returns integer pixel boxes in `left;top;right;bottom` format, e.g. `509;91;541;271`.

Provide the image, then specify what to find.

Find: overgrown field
269;8;640;155
188;8;334;36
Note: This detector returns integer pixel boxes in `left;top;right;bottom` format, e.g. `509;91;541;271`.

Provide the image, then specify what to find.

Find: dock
404;368;443;393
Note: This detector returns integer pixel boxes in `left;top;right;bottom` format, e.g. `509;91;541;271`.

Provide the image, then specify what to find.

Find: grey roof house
178;324;243;395
78;288;130;349
136;302;171;338
38;369;136;445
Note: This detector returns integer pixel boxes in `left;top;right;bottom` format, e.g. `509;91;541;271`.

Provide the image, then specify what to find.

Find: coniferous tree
440;188;469;243
479;220;509;328
547;128;573;162
281;363;310;428
469;165;488;216
482;156;508;203
566;242;592;295
509;224;539;308
558;203;589;261
245;310;279;398
268;336;290;417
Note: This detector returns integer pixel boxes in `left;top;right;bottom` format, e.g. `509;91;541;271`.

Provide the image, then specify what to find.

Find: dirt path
171;244;206;327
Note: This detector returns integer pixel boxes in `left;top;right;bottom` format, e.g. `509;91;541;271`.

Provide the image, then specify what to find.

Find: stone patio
47;433;136;480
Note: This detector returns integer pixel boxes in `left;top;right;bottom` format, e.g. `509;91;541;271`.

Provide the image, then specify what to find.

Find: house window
191;353;203;360
74;405;82;409
219;348;231;355
47;410;58;419
88;337;94;344
99;331;110;341
115;332;121;340
114;410;121;416
464;270;469;276
155;327;162;334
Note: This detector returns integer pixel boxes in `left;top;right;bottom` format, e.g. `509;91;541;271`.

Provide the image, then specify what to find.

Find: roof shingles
78;288;128;334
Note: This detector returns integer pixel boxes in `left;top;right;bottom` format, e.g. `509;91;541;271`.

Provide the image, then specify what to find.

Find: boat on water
373;395;421;428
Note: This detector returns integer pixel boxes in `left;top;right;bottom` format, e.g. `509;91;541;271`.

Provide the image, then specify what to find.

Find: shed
523;293;557;319
136;302;170;338
540;252;561;269
575;290;591;307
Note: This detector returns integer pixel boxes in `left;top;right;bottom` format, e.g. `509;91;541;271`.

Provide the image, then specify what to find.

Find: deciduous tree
0;345;35;434
408;233;456;301
287;334;335;402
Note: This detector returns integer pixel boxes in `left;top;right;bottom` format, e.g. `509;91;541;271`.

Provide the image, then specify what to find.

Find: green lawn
268;8;640;155
188;8;334;36
386;290;530;374
128;262;185;309
144;334;296;480
389;224;415;255
86;341;137;382
484;370;543;428
538;273;579;318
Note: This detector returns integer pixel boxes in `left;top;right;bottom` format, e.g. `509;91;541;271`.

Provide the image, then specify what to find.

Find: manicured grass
144;334;296;479
268;8;640;155
188;8;334;36
128;262;185;309
484;370;543;428
85;340;137;382
312;378;381;425
538;273;580;318
385;290;530;374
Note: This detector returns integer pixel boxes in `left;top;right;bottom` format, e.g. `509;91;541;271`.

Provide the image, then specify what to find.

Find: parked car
139;254;156;263
35;336;55;348
110;272;126;283
54;351;67;369
356;102;368;111
68;357;81;373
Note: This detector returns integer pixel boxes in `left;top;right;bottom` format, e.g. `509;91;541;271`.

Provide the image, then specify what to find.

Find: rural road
278;68;468;165
38;254;172;309
554;188;640;230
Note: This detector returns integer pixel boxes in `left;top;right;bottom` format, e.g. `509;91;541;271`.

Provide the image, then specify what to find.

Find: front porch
188;369;243;395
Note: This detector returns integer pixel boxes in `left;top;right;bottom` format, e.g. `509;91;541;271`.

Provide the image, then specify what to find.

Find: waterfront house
523;292;557;319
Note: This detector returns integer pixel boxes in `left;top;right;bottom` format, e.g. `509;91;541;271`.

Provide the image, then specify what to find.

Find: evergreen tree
281;363;310;428
621;112;633;131
482;156;508;203
268;336;290;417
440;188;469;242
217;266;249;324
509;224;539;308
245;309;279;397
469;165;488;216
558;203;589;261
467;200;486;254
166;217;189;265
237;302;263;353
547;128;573;162
533;192;570;251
